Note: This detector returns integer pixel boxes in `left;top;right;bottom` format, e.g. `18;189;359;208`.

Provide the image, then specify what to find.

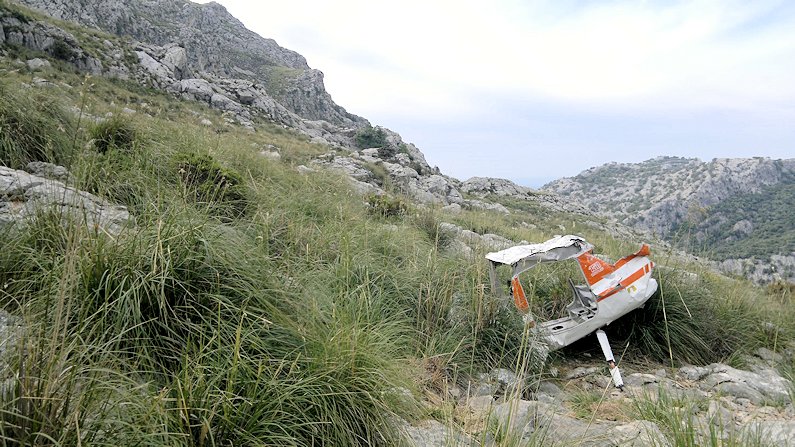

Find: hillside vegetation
673;174;795;262
2;2;795;446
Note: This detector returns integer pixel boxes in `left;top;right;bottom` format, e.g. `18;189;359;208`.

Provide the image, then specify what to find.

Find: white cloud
195;0;795;118
192;0;795;184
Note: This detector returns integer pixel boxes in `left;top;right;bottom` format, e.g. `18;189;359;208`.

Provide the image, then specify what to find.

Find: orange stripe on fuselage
596;263;649;301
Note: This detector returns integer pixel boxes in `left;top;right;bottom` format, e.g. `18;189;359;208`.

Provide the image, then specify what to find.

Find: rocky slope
544;157;795;283
14;0;356;124
404;346;795;446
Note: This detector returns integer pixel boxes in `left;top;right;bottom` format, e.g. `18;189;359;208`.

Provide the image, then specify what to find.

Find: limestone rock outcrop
0;166;132;235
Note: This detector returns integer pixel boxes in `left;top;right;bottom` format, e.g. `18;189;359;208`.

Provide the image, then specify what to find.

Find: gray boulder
26;57;51;70
700;363;790;404
0;166;131;236
402;419;472;447
24;161;72;183
136;49;173;82
161;44;189;79
210;93;243;113
169;78;215;102
461;176;533;198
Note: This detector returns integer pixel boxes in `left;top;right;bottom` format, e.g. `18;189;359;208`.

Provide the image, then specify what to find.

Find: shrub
176;152;249;219
49;37;75;61
366;194;407;218
354;125;387;149
90;116;136;154
355;124;398;157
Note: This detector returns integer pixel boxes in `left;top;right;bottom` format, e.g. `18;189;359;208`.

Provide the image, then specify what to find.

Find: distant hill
543;156;795;283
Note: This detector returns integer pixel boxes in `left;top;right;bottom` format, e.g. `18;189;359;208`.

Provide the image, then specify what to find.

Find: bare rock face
14;0;363;126
462;176;595;217
0;8;103;73
462;176;534;198
0;166;132;235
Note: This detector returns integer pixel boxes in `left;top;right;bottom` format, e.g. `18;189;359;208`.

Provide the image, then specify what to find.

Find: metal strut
596;329;624;390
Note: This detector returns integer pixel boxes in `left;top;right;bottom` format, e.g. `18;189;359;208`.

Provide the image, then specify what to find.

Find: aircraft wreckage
486;235;658;389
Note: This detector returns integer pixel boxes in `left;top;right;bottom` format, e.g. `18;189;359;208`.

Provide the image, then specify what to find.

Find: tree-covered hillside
674;174;795;263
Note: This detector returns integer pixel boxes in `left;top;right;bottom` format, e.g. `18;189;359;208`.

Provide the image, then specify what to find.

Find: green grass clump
0;83;75;168
632;389;770;446
176;152;250;219
411;211;455;250
90;115;137;153
614;265;787;366
366;193;408;218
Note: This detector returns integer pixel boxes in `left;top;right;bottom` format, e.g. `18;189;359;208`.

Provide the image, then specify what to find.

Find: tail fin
577;251;616;286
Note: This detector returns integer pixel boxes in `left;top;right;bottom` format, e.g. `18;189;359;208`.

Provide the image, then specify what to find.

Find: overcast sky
194;0;795;187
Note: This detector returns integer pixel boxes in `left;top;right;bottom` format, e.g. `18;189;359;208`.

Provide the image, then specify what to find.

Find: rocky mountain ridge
2;0;614;225
543;156;795;283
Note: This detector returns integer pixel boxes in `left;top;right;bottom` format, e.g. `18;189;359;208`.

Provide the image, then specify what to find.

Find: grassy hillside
1;41;795;445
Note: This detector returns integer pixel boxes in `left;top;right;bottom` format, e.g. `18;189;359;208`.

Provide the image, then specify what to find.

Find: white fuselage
538;257;657;350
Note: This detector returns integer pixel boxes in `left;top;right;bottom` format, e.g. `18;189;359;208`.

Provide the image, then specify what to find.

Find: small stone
448;386;462;400
466;395;495;414
624;373;660;387
296;165;314;175
361;148;379;157
678;364;711;381
715;382;765;405
442;203;462;214
565;366;599;380
31;77;54;87
536;381;562;396
755;347;783;364
25;162;72;183
259;150;281;161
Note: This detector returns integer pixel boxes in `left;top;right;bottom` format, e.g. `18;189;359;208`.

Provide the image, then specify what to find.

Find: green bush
49;37;76;61
366;193;408;218
90;116;137;154
354;125;387;149
176;152;250;219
